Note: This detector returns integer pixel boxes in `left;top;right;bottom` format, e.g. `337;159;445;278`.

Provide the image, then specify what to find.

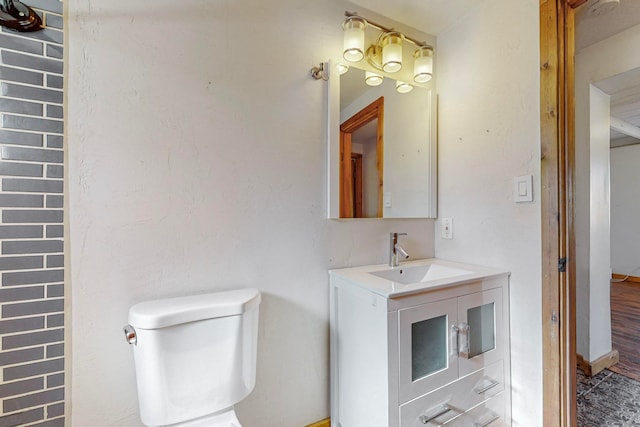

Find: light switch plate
514;175;533;203
441;217;453;239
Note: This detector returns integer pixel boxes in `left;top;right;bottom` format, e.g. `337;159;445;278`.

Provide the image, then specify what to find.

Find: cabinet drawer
444;392;506;427
399;361;504;427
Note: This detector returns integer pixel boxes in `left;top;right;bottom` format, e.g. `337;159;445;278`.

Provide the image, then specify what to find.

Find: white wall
588;85;612;360
434;0;541;425
575;23;640;362
611;144;640;275
66;1;435;426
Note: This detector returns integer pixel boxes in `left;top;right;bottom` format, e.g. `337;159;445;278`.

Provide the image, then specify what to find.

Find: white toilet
124;288;261;427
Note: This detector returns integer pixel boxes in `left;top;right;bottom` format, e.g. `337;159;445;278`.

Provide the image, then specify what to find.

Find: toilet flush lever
123;324;137;345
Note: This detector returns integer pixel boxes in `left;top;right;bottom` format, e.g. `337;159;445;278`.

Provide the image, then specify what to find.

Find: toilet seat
168;407;241;427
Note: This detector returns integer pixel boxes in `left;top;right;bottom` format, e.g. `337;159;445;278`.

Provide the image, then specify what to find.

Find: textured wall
611;144;640;276
0;0;65;426
67;0;435;425
434;0;542;425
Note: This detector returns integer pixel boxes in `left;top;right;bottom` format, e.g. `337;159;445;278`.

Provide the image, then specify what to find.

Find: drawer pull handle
474;412;500;427
459;322;470;358
474;378;500;394
451;324;460;356
419;404;451;424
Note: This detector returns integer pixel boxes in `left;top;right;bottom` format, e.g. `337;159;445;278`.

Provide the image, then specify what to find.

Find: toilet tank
127;288;261;427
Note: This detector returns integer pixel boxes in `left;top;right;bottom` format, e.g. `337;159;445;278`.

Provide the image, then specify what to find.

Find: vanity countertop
329;258;510;298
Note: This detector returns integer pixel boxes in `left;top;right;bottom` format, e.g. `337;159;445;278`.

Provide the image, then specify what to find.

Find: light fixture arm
345;11;432;50
0;0;42;32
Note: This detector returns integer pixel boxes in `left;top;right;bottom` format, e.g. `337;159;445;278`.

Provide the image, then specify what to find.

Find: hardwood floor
575;279;640;426
609;280;640;381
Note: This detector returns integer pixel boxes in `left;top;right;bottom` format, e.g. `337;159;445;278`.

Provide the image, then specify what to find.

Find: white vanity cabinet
329;259;511;427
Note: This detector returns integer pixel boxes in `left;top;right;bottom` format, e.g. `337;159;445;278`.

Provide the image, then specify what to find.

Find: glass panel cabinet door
467;301;496;357
457;287;504;377
412;314;449;380
398;298;459;403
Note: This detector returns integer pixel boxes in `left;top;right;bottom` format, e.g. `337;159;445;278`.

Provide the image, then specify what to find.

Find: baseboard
577;349;619;376
305;418;330;427
612;273;640;283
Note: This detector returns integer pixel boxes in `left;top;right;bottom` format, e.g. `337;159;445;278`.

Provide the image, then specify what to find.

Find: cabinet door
456;287;504;377
398;298;459;403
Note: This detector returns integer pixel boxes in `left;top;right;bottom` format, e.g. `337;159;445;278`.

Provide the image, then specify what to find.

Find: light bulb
336;63;349;75
396;80;413;94
381;32;404;73
365;71;383;86
343;17;366;62
413;46;433;83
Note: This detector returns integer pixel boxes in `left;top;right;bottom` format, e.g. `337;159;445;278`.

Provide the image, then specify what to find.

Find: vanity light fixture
395;81;413;94
311;12;434;89
365;71;383;86
342;16;366;62
413;46;433;83
341;12;434;79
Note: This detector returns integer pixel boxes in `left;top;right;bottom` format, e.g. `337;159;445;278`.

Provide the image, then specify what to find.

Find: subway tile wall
0;1;65;426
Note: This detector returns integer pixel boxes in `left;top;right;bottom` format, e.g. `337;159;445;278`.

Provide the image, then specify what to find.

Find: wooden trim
540;0;563;424
340;97;384;218
567;0;588;8
375;105;384;217
339;131;353;218
564;6;577;427
577;350;620;377
305;418;331;427
352;153;363;218
612;274;640;283
541;0;577;426
340;97;384;133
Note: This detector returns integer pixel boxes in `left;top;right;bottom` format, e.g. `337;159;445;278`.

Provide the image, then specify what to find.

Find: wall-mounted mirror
327;15;437;218
327;62;437;219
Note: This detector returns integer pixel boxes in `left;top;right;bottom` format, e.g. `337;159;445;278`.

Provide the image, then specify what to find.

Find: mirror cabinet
326;17;438;219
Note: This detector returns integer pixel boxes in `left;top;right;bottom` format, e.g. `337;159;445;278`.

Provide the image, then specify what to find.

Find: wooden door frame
351;153;363;218
339;97;384;218
541;0;585;425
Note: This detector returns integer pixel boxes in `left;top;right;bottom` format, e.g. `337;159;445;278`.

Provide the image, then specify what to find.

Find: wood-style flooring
609;279;640;381
575;280;640;426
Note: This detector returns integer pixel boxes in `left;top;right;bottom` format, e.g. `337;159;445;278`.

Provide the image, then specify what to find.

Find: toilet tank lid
128;288;261;330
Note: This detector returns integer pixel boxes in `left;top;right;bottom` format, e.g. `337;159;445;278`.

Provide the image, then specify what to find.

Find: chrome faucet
389;232;409;267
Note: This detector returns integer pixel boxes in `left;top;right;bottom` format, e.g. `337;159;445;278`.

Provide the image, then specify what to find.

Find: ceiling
576;0;640;51
577;0;640;147
348;0;640;147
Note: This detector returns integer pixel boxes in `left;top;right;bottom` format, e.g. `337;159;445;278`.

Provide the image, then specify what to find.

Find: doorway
339;96;384;218
541;0;640;425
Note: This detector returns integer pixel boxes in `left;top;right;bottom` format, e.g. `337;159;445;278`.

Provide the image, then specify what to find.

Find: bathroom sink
370;263;472;285
329;258;509;298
